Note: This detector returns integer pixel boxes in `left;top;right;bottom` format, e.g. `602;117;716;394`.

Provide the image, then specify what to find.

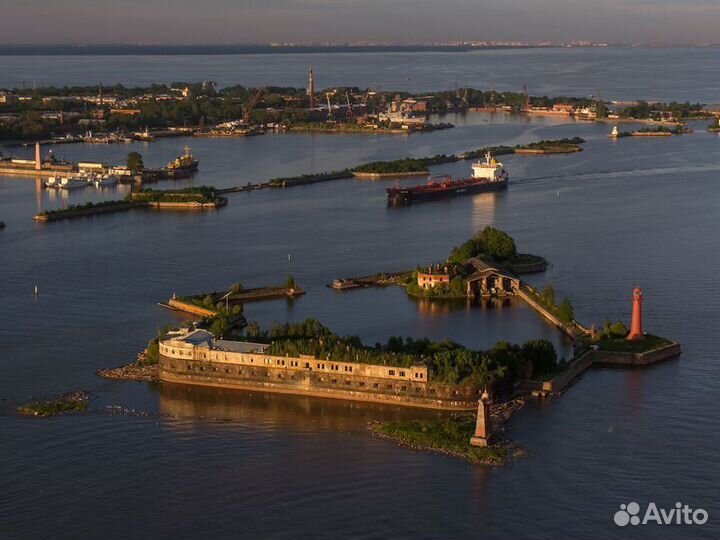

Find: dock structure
329;271;411;290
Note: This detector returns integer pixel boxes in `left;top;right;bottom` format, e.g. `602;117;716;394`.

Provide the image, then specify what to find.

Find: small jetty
162;283;305;317
329;271;411;290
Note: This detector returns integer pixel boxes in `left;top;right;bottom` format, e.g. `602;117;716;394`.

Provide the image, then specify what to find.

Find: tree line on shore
1;78;710;142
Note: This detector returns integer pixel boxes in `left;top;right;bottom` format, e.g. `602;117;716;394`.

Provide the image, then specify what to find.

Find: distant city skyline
1;0;720;45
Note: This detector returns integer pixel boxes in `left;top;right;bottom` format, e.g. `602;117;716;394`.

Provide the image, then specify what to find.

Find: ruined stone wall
159;354;479;410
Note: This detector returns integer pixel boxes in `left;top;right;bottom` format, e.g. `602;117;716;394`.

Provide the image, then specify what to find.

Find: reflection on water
413;296;514;316
158;381;441;434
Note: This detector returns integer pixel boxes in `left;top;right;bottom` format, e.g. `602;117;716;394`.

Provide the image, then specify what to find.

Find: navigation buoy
34;285;39;296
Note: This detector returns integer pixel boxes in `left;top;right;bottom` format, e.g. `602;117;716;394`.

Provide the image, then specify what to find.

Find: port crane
522;84;530;112
242;87;265;124
459;87;469;109
325;91;336;122
345;92;354;118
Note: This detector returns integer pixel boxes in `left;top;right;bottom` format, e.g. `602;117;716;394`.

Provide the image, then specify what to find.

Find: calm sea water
1;47;720;103
1;51;720;539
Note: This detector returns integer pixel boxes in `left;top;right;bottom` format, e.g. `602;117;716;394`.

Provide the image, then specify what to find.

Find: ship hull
387;178;508;204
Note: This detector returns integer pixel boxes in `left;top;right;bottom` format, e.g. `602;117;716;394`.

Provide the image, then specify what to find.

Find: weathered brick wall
159;354;479;410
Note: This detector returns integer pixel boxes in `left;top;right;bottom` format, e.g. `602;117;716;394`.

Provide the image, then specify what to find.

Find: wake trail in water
514;163;720;186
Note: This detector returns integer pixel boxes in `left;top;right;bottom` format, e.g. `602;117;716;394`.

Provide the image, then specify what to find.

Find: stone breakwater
524;342;682;396
33;202;143;222
33;198;227;223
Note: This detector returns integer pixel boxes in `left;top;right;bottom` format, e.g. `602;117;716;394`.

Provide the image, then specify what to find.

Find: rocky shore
97;363;159;382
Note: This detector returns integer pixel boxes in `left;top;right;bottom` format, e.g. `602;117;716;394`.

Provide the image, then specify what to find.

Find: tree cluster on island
618;100;708;121
37;185;223;218
242;318;559;387
129;185;220;204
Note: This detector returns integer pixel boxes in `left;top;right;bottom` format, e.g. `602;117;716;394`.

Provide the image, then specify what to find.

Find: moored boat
59;176;89;189
94;174;118;187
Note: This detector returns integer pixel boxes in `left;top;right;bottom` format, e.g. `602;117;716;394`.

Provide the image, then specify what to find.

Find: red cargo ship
386;152;508;204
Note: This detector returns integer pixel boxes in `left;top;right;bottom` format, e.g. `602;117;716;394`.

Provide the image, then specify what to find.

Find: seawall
33;202;142;222
158;351;479;411
528;342;682;395
516;285;585;338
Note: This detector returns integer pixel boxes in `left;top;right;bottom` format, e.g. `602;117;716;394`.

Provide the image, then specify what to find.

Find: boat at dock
44;175;89;189
133;128;155;142
94;174;118;187
386;152;508;204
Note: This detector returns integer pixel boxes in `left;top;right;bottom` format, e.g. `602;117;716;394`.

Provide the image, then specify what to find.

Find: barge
387;151;507;204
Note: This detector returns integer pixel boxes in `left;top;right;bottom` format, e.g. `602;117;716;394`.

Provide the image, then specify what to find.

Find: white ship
471;152;509;182
59;177;89;189
94;174;118;187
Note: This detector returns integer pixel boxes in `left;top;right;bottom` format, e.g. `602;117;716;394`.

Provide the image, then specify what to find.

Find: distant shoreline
0;44;599;56
1;44;719;56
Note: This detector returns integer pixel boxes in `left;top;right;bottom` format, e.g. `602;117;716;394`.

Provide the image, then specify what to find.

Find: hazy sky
1;0;719;44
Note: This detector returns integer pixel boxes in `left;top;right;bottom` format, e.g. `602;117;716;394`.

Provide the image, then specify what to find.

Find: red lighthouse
627;286;644;341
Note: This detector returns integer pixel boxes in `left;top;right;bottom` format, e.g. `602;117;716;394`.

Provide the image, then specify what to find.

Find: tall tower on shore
308;68;315;109
34;142;41;171
470;389;492;447
627;286;645;340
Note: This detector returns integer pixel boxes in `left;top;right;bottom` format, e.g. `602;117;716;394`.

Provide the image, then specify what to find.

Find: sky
1;0;719;45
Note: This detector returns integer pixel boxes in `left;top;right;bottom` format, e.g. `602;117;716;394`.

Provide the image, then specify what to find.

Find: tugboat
386;152;508;204
134;127;155;141
166;146;199;172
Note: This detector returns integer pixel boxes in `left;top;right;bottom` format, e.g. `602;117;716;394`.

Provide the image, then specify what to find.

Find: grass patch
596;334;672;354
372;415;509;465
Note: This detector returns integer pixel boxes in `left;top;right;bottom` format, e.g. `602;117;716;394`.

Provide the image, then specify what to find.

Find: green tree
477;226;516;261
557;298;574;324
246;320;263;338
595;101;609;119
127;151;144;174
450;276;466;296
521;339;558;375
609;321;628;338
540;285;556;308
208;316;229;338
229;282;244;294
448;238;482;264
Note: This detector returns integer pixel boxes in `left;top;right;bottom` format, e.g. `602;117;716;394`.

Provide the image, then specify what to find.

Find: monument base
470;436;489;448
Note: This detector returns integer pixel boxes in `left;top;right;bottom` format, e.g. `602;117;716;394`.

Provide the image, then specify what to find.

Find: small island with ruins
405;227;547;300
101;228;681;465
